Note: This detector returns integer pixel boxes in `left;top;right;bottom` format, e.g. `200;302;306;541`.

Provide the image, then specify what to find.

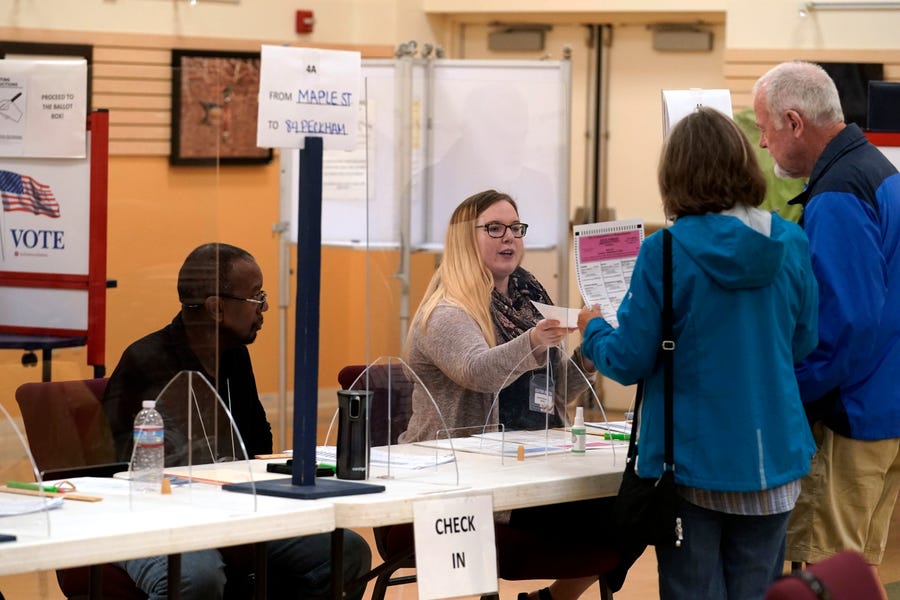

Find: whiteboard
416;60;569;250
283;58;570;251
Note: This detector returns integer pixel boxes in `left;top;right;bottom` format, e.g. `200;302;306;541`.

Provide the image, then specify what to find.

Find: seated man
103;242;372;600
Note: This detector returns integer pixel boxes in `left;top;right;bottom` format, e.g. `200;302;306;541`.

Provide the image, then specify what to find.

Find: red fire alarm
296;10;315;34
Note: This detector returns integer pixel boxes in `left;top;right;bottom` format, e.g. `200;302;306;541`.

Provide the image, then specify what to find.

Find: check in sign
257;46;360;151
413;494;497;599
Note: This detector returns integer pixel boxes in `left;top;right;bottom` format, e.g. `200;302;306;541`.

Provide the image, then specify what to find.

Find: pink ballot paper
573;219;644;328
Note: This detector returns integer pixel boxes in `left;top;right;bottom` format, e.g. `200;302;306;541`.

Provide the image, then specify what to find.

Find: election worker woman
399;189;612;600
578;107;819;600
399;189;596;443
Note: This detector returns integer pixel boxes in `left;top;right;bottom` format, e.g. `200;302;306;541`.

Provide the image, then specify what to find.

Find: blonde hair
410;190;518;349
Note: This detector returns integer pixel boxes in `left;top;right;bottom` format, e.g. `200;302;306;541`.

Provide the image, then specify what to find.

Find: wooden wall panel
1;27;393;157
93;64;171;79
108;140;172;155
725;49;900;112
94;94;171;111
110;110;171;126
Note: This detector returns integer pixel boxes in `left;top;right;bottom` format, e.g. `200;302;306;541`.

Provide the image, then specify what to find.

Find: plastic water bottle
131;400;164;493
571;406;586;454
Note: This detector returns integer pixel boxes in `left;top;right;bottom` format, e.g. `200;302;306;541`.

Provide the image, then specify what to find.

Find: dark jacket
790;124;900;439
104;314;273;464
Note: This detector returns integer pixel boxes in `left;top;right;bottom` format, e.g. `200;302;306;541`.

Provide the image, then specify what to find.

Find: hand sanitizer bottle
572;406;586;454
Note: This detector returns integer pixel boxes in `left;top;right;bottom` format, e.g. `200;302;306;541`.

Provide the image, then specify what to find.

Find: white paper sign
257;46;360;151
413;494;497;599
661;88;733;137
0;59;88;158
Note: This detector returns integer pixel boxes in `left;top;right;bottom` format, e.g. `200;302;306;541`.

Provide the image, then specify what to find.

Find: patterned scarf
490;266;553;343
491;266;563;429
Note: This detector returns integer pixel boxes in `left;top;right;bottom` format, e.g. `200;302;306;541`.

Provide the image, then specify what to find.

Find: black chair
337;363;621;600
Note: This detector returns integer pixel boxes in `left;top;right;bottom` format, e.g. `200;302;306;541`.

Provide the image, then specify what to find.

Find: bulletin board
0;111;109;370
284;58;571;251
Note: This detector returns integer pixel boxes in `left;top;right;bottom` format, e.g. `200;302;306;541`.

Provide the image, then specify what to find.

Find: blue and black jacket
789;123;900;440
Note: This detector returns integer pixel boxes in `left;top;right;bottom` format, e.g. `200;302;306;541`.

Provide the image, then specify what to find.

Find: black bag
613;229;683;548
614;425;680;546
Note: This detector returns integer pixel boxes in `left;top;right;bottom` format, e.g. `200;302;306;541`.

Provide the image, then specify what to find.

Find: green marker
603;432;630;441
6;481;59;493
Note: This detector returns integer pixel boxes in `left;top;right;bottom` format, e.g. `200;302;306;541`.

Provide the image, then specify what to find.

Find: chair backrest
765;551;884;600
14;378;116;473
337;364;414;446
16;378;149;600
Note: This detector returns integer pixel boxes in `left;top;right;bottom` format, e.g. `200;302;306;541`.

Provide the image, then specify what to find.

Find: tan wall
727;1;900;50
2;0;440;46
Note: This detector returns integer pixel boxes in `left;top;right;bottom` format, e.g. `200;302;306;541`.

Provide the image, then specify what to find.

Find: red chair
15;378;146;599
766;550;884;600
338;364;418;599
337;363;622;600
16;379;257;599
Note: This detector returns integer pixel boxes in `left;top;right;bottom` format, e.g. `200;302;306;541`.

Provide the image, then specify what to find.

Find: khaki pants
786;422;900;565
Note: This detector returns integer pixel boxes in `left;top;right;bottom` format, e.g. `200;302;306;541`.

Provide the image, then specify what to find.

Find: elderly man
753;61;900;579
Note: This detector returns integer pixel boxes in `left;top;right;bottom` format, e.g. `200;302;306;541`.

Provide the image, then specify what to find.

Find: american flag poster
0;157;91;332
0;158;89;274
0;170;61;218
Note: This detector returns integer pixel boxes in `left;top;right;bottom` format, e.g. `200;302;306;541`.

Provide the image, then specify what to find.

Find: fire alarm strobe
296;10;315;34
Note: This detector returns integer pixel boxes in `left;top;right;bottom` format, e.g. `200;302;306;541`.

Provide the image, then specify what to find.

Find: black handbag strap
627;229;674;471
661;228;674;469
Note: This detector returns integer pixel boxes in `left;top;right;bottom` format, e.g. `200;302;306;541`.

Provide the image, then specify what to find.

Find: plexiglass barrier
484;342;624;464
138;370;256;513
324;356;461;489
0;402;52;540
413;339;625;466
1;55;579;514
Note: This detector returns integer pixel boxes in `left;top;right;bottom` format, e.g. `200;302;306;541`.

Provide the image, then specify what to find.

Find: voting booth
0;58;109;380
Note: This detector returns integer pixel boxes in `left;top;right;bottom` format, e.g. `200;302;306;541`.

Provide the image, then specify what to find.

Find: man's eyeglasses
219;290;268;306
476;222;529;238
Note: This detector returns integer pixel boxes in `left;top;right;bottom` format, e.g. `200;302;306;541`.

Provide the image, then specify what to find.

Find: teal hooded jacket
582;212;818;492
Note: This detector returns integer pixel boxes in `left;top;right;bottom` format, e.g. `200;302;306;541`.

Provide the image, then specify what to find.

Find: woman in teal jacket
578;107;819;600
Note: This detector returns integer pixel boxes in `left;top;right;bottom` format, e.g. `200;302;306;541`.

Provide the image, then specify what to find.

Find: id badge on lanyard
528;371;555;414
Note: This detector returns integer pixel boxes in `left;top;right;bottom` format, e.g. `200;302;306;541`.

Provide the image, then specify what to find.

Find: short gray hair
753;61;844;129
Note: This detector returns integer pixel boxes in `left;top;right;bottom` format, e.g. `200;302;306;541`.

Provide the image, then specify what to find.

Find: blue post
223;136;382;499
292;136;324;486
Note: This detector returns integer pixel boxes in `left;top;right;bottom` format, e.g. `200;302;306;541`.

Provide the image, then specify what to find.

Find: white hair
753;61;844;129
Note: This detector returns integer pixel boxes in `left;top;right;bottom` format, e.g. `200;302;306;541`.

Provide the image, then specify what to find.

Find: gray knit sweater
399;302;594;443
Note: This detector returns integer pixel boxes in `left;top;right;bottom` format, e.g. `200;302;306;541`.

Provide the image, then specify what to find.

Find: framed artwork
170;49;272;165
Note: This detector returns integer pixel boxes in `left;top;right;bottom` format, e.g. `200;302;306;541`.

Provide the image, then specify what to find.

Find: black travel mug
336;389;371;480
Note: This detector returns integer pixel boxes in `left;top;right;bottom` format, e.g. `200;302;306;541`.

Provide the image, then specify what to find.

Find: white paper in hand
531;301;580;328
